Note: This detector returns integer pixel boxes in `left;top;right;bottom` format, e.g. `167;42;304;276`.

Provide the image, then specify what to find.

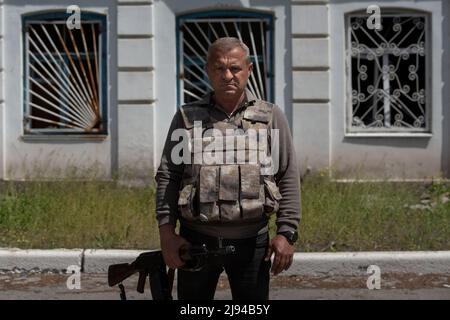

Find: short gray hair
207;37;252;64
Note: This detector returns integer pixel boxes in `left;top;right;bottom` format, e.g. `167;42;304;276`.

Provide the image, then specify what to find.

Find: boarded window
347;13;428;133
23;12;107;134
177;11;274;105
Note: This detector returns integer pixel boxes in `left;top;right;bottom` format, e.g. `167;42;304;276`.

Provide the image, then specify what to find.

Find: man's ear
248;62;253;74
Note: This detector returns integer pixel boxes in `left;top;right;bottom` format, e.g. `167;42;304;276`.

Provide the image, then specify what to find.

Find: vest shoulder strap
243;100;274;124
180;103;210;129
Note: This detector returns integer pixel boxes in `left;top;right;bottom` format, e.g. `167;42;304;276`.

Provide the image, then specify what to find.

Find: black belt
180;226;268;250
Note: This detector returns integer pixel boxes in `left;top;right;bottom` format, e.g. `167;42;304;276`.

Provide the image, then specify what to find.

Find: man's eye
230;67;241;72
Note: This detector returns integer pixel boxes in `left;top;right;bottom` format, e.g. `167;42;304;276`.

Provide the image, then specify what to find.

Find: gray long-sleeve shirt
155;95;301;239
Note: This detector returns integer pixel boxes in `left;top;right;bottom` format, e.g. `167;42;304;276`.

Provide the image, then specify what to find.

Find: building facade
0;0;448;181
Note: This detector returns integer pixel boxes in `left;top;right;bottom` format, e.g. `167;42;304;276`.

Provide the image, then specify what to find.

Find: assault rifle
107;244;235;300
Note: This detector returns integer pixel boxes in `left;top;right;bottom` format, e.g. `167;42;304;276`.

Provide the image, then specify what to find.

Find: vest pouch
178;184;196;221
241;186;265;220
263;179;282;215
219;165;240;221
240;164;264;220
199;166;220;222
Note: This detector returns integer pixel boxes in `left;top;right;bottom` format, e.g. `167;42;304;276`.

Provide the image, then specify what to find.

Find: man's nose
222;69;234;81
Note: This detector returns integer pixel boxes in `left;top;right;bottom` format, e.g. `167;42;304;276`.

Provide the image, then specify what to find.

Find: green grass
0;180;159;249
294;174;450;252
0;175;449;251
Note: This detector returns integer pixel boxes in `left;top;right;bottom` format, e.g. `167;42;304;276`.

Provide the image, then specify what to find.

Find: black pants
177;226;271;300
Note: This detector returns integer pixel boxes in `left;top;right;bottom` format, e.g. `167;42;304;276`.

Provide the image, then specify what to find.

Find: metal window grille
177;11;274;105
23;12;107;134
347;14;428;133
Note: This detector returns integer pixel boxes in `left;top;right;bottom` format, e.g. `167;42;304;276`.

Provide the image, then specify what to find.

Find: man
155;37;301;300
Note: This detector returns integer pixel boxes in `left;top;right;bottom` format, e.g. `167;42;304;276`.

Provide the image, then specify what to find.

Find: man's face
206;47;253;99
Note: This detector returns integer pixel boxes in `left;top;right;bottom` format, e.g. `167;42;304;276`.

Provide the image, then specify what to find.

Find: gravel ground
0;272;449;300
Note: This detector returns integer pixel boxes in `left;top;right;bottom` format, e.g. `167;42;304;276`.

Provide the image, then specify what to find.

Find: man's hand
159;224;190;269
265;235;295;275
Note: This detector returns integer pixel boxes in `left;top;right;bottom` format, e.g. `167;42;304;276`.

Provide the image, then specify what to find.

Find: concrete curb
1;249;449;275
0;248;83;272
285;251;450;276
83;249;149;273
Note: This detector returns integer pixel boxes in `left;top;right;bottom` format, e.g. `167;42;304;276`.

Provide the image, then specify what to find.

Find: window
177;10;274;105
23;12;107;134
346;13;428;133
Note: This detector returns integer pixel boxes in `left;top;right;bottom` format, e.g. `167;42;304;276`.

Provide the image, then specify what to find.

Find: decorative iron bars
24;14;106;134
347;14;428;132
177;12;274;105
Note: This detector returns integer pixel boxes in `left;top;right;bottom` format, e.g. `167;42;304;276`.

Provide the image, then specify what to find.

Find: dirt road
0;272;449;300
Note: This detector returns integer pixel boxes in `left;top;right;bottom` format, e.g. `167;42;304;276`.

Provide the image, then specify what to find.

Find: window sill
21;134;108;142
345;132;433;138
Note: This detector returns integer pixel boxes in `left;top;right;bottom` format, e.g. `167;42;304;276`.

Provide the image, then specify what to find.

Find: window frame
176;10;275;106
22;11;108;136
345;11;431;135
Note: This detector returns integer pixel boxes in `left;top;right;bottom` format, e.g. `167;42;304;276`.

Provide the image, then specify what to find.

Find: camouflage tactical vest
177;95;282;224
